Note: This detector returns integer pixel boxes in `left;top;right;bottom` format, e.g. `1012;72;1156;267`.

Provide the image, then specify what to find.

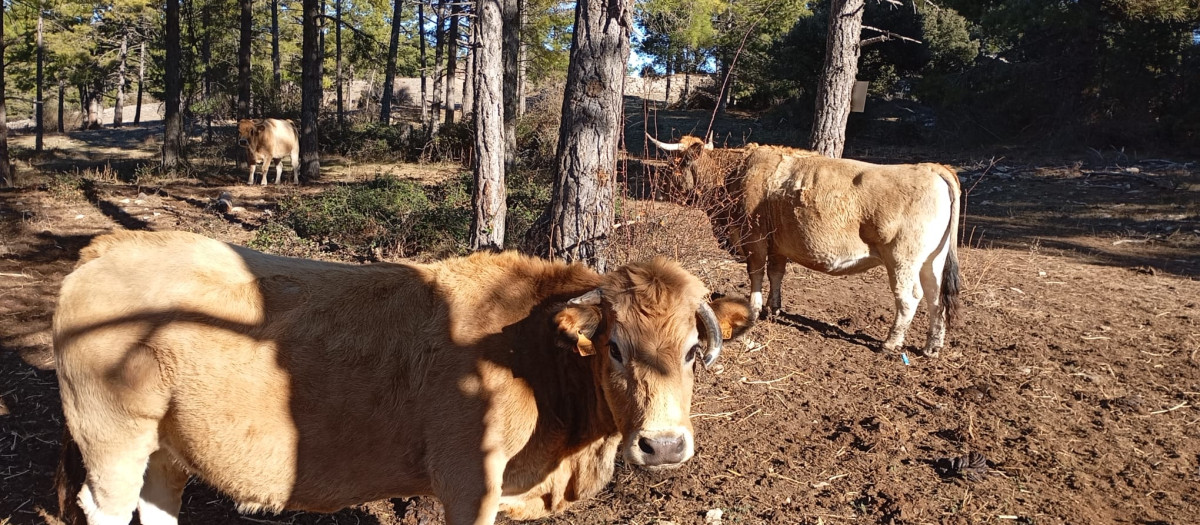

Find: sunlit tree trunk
515;0;526;117
419;1;429;123
238;0;252;118
300;0;323;182
114;33;128;127
536;0;631;269
163;0;184;169
462;13;475;116
472;0;506;249
444;1;461;125
57;80;65;133
335;0;344;125
35;7;44;153
431;0;446;134
381;0;404;123
134;41;145;124
272;0;281;89
502;0;519;168
0;1;10;187
809;0;863;158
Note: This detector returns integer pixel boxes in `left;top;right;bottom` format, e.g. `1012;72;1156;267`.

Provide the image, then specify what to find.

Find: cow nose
637;433;688;465
238;139;248;146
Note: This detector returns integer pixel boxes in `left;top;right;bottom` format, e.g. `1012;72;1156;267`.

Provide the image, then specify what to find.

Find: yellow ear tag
575;332;596;356
721;321;734;340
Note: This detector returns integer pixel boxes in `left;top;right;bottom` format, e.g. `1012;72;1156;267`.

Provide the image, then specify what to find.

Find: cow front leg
766;253;788;316
247;159;258;185
883;263;921;352
260;158;272;185
745;241;769;319
435;454;504;525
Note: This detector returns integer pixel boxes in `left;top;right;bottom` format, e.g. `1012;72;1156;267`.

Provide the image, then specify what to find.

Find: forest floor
2;115;1199;525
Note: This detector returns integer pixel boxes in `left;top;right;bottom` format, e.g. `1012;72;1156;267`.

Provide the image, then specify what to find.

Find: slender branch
860;24;922;46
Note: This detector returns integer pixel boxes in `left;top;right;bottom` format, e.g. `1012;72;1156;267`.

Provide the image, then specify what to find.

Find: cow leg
74;422;159;525
247;159;258;185
273;157;284;185
882;263;922;352
766;250;788;316
745;239;769;318
291;151;300;184
260;158;272;186
136;449;189;525
919;251;949;357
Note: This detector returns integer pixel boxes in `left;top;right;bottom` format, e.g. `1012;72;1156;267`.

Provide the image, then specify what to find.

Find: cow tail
56;425;88;525
937;165;962;327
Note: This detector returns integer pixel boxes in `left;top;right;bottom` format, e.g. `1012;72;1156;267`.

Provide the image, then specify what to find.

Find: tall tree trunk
419;1;428;124
515;0;526;117
502;0;519;168
272;0;281;89
443;2;461;125
431;0;445;133
471;0;506;249
57;80;65;133
808;0;863;158
300;0;323;182
664;59;672;105
335;0;344;125
35;7;44;153
85;79;103;130
0;1;10;187
380;0;405;124
163;0;184;169
77;84;86;130
535;0;631;269
114;33;128;127
134;40;145;124
238;0;252;119
202;5;213;141
461;15;474;117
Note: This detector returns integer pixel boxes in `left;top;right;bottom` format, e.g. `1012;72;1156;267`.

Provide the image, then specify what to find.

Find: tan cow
54;231;752;525
237;118;300;185
649;134;961;356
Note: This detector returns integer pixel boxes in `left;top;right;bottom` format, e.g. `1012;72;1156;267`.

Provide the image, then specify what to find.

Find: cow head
555;258;752;469
237;119;258;148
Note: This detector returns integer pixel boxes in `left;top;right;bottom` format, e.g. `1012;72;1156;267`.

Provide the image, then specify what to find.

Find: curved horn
697;301;723;368
646;133;684;152
704;132;714;150
568;289;603;306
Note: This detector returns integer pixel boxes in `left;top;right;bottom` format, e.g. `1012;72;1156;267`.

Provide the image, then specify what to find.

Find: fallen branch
1148;402;1190;415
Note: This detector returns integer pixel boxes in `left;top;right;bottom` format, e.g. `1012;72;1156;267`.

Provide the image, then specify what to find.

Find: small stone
704;509;723;524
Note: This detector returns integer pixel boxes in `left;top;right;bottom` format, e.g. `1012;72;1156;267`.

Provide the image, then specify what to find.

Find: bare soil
2;122;1199;525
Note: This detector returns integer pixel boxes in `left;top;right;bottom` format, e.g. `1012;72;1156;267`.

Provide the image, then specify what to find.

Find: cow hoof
921;347;940;358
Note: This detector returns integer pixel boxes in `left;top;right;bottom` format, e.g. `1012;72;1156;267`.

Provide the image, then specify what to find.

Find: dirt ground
2;122;1199;525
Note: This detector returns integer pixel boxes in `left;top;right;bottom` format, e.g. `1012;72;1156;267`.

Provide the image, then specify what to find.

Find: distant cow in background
649;134;961;356
237;118;300;185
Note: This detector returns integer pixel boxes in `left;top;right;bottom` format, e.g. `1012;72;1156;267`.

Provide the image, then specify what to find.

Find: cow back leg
766;246;788;315
273;157;284;185
744;237;770;318
72;418;160;525
882;261;922;352
136;449;188;525
291;151;300;184
919;248;950;357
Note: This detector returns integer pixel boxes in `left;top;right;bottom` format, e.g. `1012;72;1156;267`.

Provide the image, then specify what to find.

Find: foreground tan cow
237;118;300;185
54;231;752;525
649;134;960;356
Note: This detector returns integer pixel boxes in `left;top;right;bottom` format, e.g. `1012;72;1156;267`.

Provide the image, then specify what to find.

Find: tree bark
84;79;103;130
238;0;253;119
381;0;404;124
272;0;281;89
502;0;519;168
431;0;446;133
461;14;474;117
515;0;526;117
301;0;323;182
419;1;429;124
0;2;10;187
471;0;506;250
443;1;461;125
114;33;128;127
335;0;344;126
163;0;184;169
35;7;44;153
57;80;65;133
134;40;145;124
202;5;213;140
808;0;864;158
535;0;631;269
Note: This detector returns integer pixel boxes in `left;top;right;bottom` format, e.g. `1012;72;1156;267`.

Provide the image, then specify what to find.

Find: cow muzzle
625;427;694;469
237;138;249;147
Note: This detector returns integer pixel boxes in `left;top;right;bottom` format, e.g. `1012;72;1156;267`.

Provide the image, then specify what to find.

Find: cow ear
707;297;754;341
554;305;603;356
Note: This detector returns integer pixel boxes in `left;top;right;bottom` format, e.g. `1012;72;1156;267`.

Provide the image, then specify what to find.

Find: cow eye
608;341;622;363
685;344;701;364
